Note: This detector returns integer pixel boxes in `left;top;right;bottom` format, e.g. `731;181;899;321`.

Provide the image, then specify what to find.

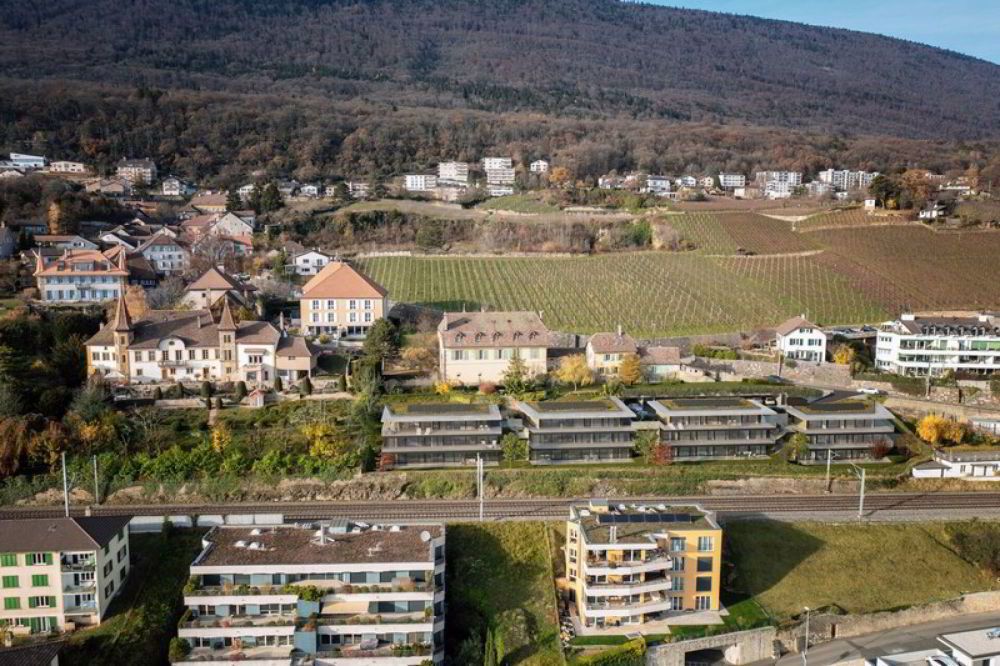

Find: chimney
617;323;623;337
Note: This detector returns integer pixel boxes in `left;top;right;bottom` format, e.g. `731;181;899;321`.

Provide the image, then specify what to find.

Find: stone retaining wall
646;627;777;666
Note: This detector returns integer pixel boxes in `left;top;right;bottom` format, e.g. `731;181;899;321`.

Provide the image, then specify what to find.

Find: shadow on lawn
446;523;555;665
723;517;824;618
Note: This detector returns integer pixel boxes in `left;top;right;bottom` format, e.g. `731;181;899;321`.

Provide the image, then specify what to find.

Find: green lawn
62;529;205;666
478;194;561;214
446;522;565;665
726;521;997;621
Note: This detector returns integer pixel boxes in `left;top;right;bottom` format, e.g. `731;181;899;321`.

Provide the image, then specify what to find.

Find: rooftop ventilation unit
420;531;432;543
234;540;247;548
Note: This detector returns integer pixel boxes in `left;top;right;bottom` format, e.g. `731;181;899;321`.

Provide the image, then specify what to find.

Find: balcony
313;611;433;627
61;559;95;572
188;580;433;598
583;577;674;596
64;602;98;614
316;643;433;659
180;613;297;630
180;644;295;663
63;581;97;594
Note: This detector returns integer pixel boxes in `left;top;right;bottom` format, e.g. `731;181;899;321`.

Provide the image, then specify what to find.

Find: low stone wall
778;591;1000;653
646;627;777;666
695;358;853;387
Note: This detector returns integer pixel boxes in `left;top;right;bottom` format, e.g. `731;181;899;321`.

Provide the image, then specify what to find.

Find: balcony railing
60;560;95;572
313;611;433;627
316;643;433;659
188;580;433;597
63;581;97;594
180;614;297;629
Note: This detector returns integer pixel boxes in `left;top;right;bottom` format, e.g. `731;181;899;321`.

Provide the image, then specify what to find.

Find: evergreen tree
260;182;283;212
225;188;242;212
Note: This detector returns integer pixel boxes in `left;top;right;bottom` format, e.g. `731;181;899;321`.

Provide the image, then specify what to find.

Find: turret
218;298;238;380
111;294;133;378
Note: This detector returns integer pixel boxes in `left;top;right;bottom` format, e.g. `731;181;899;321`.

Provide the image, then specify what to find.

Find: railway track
3;492;1000;521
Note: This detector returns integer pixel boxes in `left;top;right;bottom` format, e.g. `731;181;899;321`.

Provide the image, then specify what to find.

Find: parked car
858;387;884;395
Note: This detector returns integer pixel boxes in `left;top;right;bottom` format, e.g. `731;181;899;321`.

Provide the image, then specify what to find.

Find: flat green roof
389;402;494;415
659;397;756;410
531;399;620;412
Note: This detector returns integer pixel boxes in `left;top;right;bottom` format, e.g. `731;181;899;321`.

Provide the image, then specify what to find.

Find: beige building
115;158;157;185
437;311;550;386
585;329;639;376
86;296;317;386
0;516;131;635
34;249;130;303
565;500;723;635
300;261;388;338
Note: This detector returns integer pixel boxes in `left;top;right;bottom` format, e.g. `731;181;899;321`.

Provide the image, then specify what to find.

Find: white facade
913;449;1000;479
482;157;513;171
818;169;879;191
718;173;745;189
437;162;469;185
487;185;515;197
675;176;697;188
293;250;332;276
754;171;802;187
764;181;794;199
529;160;550;173
485;167;515;186
699;177;715;188
140;238;189;275
404;174;438;192
49;161;86;174
9;153;46;169
876;313;1000;377
644;175;672;196
776;322;827;363
301;184;320;197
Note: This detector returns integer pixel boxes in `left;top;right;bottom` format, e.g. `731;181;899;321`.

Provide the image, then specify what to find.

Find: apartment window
696;576;713;593
364;312;372;323
147;351;155;362
27;596;55;608
223;351;232;361
105;581;115;597
349;312;357;323
29;553;52;566
202;349;209;360
223;335;232;344
3;597;19;610
695;595;712;611
326;300;335;309
2;575;18;588
672;576;684;591
174;350;182;361
697;536;714;552
364;300;372;310
188;350;195;360
0;553;16;567
451;350;464;361
349;300;357;310
671;556;685;571
696;557;713;573
103;562;113;577
670;537;686;552
117;546;128;563
91;351;100;361
30;574;48;587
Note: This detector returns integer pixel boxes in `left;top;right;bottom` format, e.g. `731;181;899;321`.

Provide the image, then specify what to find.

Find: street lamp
802;606;811;665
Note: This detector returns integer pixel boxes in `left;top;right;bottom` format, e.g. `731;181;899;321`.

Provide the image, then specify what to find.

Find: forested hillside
1;0;999;182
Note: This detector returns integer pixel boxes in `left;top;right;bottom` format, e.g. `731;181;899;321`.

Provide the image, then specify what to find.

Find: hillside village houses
48;160;87;174
586;328;639;376
161;176;194;197
404;173;438;193
299;261;388;338
438;310;550;385
291;249;333;276
34;248;130;303
774;315;828;363
115;158;157;185
483;156;515;196
3;153;46;169
718;173;746;189
818;168;879;191
876;312;1000;377
181;266;257;310
438;161;469;185
0;516;132;636
86;295;317;386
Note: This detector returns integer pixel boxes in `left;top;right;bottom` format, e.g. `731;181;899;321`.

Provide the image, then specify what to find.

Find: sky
648;1;1000;64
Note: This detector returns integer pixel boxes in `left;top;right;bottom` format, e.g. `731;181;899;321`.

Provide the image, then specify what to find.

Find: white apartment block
818;169;879;191
404;174;437;192
764;181;794;199
775;315;827;363
115;158;157;185
482;157;513;171
48;161;86;174
438;311;550;385
0;517;131;635
138;234;190;275
753;171;802;187
718;173;745;189
8;153;46;169
675;176;697;188
529;160;550;173
876;313;1000;377
437;162;469;185
699;177;715;188
485;167;515;186
173;522;445;665
644;175;672;196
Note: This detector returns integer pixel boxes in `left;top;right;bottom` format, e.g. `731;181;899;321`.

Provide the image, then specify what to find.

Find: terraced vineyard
796;208;911;231
357;209;1000;337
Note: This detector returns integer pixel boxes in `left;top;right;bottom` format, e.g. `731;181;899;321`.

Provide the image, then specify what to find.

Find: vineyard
795;208;912;231
354;209;1000;337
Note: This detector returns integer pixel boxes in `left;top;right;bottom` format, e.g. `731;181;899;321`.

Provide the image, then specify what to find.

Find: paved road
5;492;1000;522
775;610;1000;666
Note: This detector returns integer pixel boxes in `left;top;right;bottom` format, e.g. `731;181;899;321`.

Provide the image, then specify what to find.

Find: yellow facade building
565;500;723;633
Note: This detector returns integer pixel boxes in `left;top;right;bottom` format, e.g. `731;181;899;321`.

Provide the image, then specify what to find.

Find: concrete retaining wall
646;627;777;666
778;591;1000;653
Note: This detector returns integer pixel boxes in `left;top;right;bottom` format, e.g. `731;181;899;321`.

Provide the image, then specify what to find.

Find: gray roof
939;627;1000;658
382;403;502;423
513;397;634;421
438;311;550;349
0;641;64;666
0;516;129;553
86;309;281;349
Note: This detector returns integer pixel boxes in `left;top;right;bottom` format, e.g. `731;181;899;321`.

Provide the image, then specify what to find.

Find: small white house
530;160;550;173
775;315;827;363
292;250;333;276
644;175;671;197
913;448;1000;480
301;184;320;197
8;153;46;169
49;160;87;174
161;176;194;197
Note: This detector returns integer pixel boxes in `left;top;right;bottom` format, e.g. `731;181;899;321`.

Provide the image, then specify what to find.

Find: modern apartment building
174;522;445;665
34;249;130;303
753;171;803;187
48;161;86;174
0;516;131;635
875;313;1000;377
585;330;639;376
300;262;388;338
437;162;469;185
8;153;46;169
513;398;636;464
644;175;671;197
529;160;549;173
817;169;879;191
775;315;828;363
437;311;550;385
403;174;437;192
784;400;896;462
115;158;157;185
717;173;745;189
565;500;722;634
648;397;785;460
381;403;503;467
482;157;513;171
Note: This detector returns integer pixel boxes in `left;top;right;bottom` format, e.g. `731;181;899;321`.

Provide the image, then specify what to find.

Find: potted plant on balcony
168;637;191;663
